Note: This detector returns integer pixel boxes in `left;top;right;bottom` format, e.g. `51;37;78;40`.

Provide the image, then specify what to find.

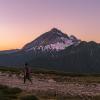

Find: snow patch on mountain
26;38;74;52
44;42;73;51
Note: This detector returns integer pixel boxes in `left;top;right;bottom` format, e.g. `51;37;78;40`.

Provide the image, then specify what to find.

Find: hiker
23;63;32;84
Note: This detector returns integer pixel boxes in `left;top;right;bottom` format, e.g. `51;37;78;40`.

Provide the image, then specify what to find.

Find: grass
0;84;21;100
2;87;22;95
1;66;100;84
0;83;100;100
1;67;100;99
0;84;39;100
0;67;21;74
0;66;100;76
20;95;39;100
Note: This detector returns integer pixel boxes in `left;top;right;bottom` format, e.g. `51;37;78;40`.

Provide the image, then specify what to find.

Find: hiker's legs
28;76;32;83
29;78;32;83
24;75;32;84
24;76;26;83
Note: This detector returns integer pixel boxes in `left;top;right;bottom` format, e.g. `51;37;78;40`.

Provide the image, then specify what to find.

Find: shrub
2;87;22;94
20;95;39;100
0;85;23;100
0;85;8;90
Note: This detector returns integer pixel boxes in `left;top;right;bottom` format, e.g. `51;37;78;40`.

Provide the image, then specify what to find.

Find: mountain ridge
22;28;80;52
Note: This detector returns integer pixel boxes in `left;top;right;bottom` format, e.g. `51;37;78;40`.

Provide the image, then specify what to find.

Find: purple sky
0;0;100;50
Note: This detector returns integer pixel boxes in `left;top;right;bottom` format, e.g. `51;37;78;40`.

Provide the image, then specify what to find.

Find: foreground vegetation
1;66;100;83
0;84;39;100
0;67;100;99
1;66;100;76
0;84;100;100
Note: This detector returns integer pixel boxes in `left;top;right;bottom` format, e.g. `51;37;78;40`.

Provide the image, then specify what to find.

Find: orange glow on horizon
0;27;100;51
0;0;100;50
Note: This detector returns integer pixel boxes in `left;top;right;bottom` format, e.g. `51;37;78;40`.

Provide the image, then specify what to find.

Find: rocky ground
0;72;100;100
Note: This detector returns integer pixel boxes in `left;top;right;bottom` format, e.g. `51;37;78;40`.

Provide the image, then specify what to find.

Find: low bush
2;87;22;94
20;95;39;100
0;84;22;100
0;84;8;90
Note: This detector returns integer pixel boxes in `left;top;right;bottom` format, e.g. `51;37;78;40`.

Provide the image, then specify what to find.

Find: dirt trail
0;72;100;97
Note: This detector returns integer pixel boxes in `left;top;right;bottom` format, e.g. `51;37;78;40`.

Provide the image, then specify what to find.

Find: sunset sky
0;0;100;50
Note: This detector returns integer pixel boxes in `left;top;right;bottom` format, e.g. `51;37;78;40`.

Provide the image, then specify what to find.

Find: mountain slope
30;41;100;73
22;28;80;51
0;49;19;54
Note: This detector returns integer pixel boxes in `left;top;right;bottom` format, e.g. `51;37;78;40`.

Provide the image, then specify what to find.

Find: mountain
0;49;19;54
0;28;100;73
22;28;80;52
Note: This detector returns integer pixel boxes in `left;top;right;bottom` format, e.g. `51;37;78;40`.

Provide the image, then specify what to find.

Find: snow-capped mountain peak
22;28;80;52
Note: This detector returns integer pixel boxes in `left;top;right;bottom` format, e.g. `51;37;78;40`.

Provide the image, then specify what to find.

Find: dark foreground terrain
0;67;100;100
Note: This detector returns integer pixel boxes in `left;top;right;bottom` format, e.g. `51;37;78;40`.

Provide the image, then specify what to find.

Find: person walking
23;63;32;84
